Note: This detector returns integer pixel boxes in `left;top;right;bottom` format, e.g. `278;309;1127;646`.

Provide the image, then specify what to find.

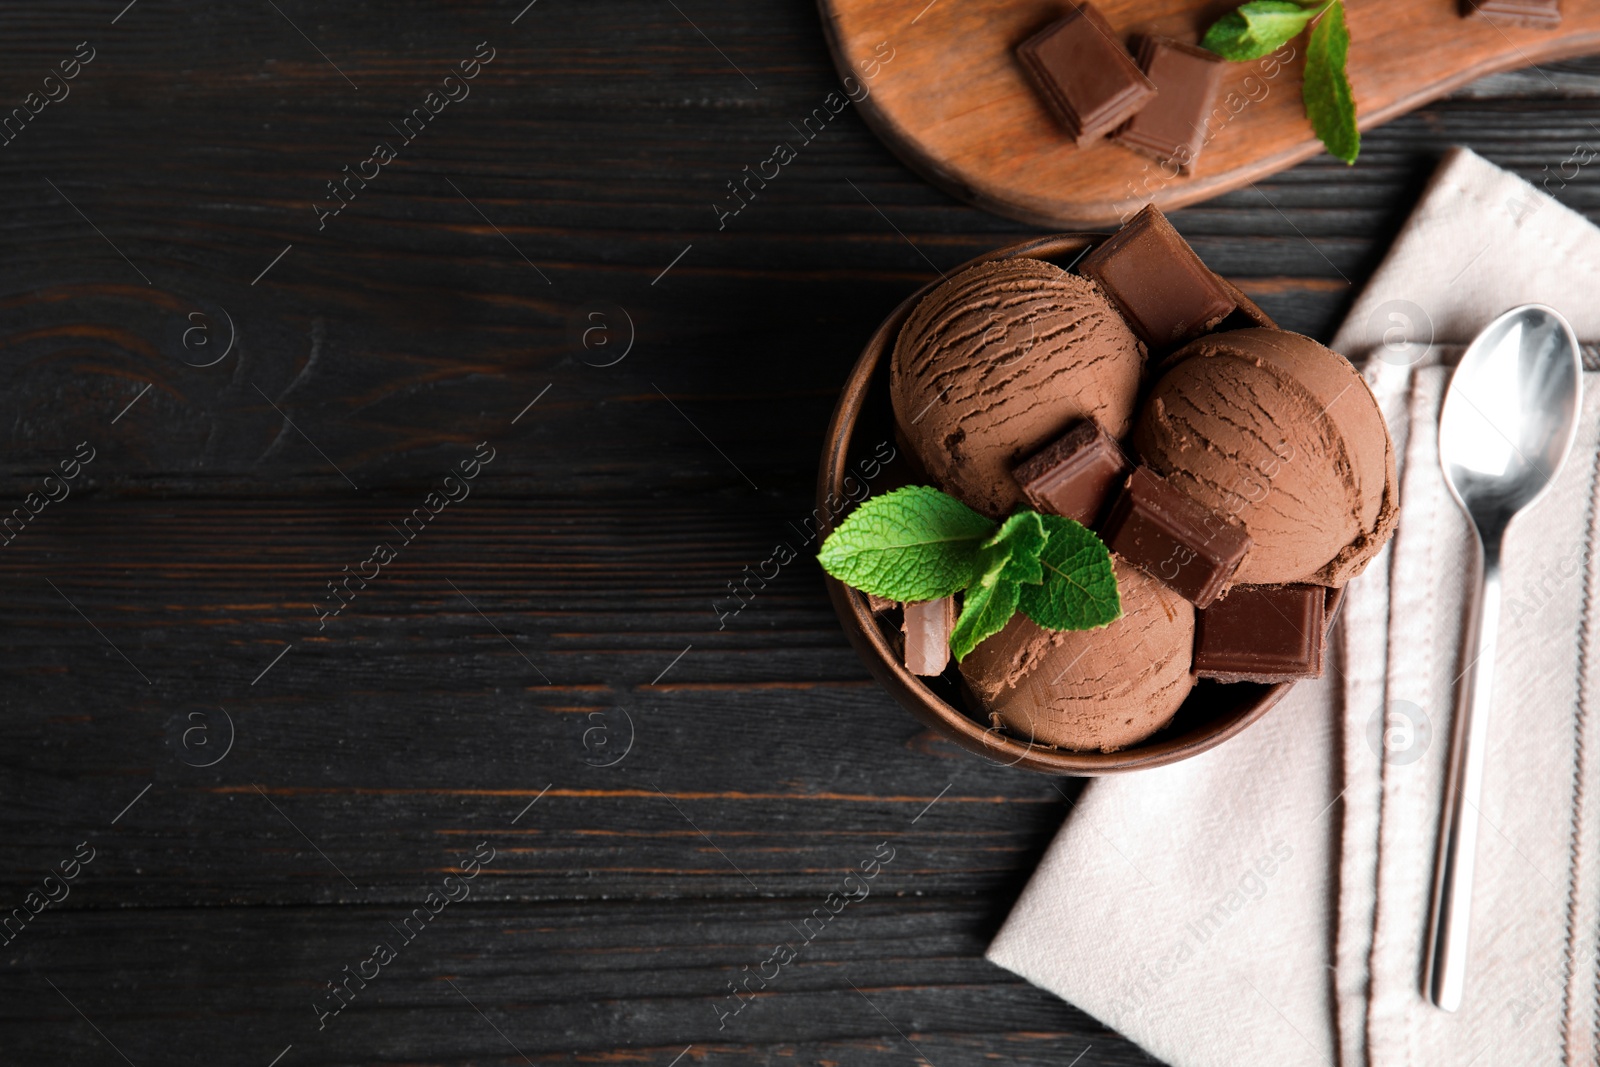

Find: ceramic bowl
816;232;1341;775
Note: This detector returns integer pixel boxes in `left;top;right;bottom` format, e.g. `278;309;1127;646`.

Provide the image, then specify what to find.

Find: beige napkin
987;147;1600;1067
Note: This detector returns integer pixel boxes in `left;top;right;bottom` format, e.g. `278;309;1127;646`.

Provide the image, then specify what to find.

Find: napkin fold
987;148;1600;1067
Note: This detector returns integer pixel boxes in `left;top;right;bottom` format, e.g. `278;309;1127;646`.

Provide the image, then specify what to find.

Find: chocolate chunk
1113;37;1228;175
866;592;897;615
903;597;954;676
1151;280;1275;371
1017;4;1157;146
1211;275;1276;332
1463;0;1560;28
1078;204;1237;349
1195;583;1328;682
1013;420;1131;527
1103;467;1250;608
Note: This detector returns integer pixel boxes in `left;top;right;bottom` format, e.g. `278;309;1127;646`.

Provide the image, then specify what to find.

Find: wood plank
0;497;1076;904
1;898;1158;1066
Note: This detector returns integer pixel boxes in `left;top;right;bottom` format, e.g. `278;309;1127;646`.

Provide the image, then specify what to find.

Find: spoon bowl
1426;303;1583;1012
1438;305;1584;540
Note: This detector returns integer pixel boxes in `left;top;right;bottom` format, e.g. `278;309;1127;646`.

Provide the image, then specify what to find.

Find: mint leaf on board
816;485;996;601
1018;515;1121;632
1201;0;1327;61
983;511;1048;586
950;558;1022;663
1304;0;1358;164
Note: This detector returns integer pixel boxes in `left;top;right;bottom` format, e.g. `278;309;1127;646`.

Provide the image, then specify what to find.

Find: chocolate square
1078;204;1237;349
1210;275;1277;332
1195;583;1328;682
1113;37;1228;175
1013;420;1131;527
1103;467;1250;608
1463;0;1560;28
903;596;954;676
1017;4;1157;146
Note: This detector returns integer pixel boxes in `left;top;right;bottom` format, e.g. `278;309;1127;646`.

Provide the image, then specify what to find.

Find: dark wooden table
3;3;1598;1064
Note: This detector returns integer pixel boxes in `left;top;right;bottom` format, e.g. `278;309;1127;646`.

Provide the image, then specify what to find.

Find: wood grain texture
3;0;1600;1063
3;899;1152;1067
820;0;1600;225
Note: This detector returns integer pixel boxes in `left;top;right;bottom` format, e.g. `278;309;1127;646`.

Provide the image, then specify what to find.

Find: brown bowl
817;232;1341;775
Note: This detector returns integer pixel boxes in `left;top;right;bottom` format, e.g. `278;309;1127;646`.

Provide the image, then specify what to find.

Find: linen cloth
986;147;1600;1066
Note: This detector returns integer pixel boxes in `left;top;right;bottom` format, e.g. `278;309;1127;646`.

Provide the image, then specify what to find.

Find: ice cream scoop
891;258;1145;519
960;559;1195;751
1131;327;1398;587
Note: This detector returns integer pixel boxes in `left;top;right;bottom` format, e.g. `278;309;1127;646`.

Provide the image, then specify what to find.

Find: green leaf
950;511;1050;660
821;491;1115;658
817;485;996;601
983;511;1048;586
1018;515;1121;632
1201;0;1326;61
948;510;1048;661
950;568;1021;663
1304;0;1358;163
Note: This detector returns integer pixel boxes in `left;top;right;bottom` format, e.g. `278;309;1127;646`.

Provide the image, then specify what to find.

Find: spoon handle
1425;539;1501;1011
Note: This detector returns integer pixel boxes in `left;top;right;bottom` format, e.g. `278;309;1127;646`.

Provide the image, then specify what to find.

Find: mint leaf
1202;0;1326;61
1018;515;1121;632
1304;0;1358;163
983;511;1047;586
950;565;1021;662
817;485;996;601
951;511;1047;660
820;489;1116;658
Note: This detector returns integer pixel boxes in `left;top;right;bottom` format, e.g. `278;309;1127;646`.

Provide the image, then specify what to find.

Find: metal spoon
1426;304;1583;1011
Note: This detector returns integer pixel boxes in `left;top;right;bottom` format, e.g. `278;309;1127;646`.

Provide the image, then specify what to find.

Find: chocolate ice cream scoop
960;559;1194;752
891;258;1145;519
1132;328;1398;587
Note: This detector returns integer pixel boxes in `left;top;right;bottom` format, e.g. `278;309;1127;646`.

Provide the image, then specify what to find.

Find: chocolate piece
1211;275;1276;332
1113;37;1228;175
1103;467;1250;608
903;597;955;676
1012;420;1131;526
1078;204;1237;349
1017;4;1157;146
1153;276;1275;372
1464;0;1560;28
1195;583;1327;682
867;592;897;615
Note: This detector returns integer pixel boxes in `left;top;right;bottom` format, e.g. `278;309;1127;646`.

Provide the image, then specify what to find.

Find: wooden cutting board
819;0;1600;226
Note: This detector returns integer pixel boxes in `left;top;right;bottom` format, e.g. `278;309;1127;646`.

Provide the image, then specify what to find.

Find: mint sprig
1201;0;1358;165
818;485;1121;662
983;511;1047;586
950;512;1047;661
951;553;1023;663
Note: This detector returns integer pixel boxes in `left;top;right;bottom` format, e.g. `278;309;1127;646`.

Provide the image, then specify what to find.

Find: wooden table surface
3;3;1599;1064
